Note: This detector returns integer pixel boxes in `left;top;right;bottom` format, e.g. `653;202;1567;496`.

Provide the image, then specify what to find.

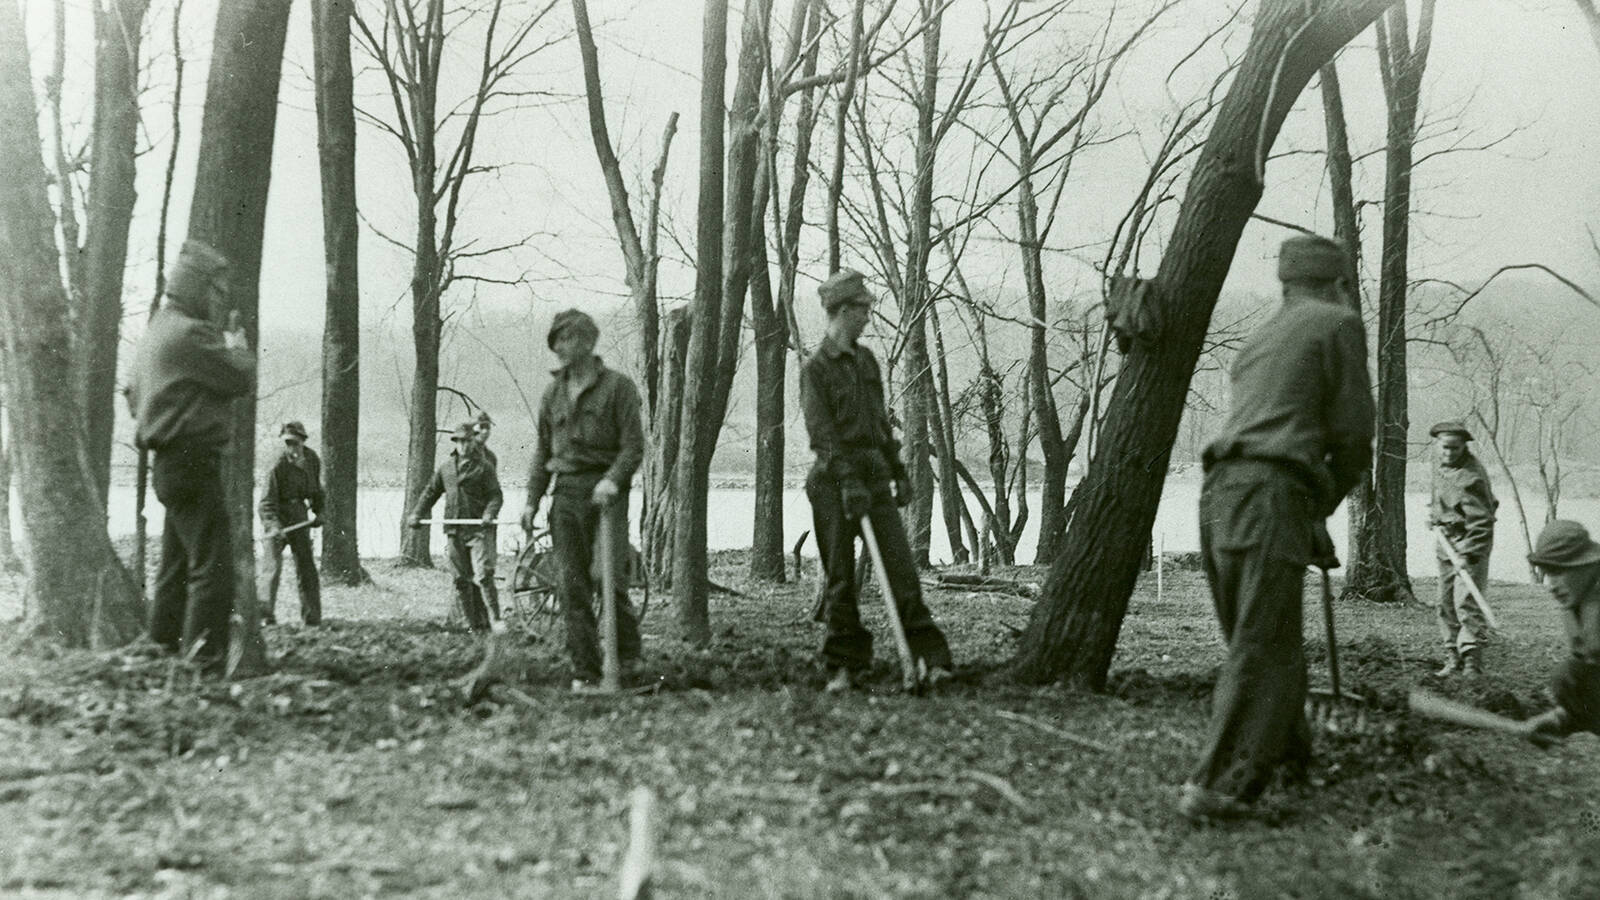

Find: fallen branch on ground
993;709;1114;754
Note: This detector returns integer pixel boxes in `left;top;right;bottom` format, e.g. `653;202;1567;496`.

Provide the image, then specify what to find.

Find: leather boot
1461;647;1483;677
1434;648;1461;677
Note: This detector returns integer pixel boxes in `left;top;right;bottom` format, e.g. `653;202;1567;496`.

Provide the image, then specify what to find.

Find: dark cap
165;240;230;303
818;269;872;311
1528;520;1600;568
1429;420;1474;441
1277;234;1348;283
449;423;477;442
548;308;599;349
279;421;308;440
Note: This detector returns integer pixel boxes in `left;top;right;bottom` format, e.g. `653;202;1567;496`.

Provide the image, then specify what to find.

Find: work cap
280;421;308;440
165;240;230;302
1277;234;1348;283
1429;420;1474;441
818;268;872;312
450;422;477;442
1528;519;1600;568
475;410;494;427
548;308;599;349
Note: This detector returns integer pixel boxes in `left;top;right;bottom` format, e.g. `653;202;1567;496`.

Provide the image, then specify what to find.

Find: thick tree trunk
645;307;691;587
671;0;729;644
1010;0;1396;689
0;405;18;572
0;9;143;645
1017;164;1069;564
186;0;293;675
749;228;787;582
81;0;151;509
927;297;971;562
312;0;368;585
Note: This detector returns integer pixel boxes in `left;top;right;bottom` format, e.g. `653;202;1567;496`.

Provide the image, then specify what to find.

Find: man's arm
258;463;283;532
409;468;445;521
800;360;856;485
308;450;326;518
482;462;504;520
603;376;645;487
1323;313;1376;513
182;318;255;398
526;392;553;505
1456;471;1497;560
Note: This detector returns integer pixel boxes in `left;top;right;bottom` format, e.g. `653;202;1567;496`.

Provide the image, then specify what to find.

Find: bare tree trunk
0;7;143;645
749;226;788;581
671;0;729;644
927;294;970;563
1017;166;1068;563
645;307;690;586
826;0;867;272
186;0;293;675
81;0;152;509
1010;0;1396;689
0;405;21;573
1347;3;1431;605
313;0;368;585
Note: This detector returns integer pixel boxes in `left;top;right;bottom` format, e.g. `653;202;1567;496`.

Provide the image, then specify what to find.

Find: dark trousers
550;476;640;682
1192;467;1312;801
807;471;951;673
262;528;321;624
445;528;494;633
150;448;235;668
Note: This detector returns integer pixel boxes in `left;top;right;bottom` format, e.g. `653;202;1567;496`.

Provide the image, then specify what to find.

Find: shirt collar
551;354;608;378
818;335;856;359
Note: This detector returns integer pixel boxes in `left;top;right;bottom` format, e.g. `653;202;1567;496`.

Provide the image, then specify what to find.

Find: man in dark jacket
1524;520;1600;747
1427;420;1497;676
1181;234;1374;821
521;309;645;692
408;423;502;633
127;240;254;671
800;269;953;694
258;420;324;626
472;410;500;619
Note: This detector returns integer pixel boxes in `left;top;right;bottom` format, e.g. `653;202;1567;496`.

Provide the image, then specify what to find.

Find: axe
1433;526;1500;631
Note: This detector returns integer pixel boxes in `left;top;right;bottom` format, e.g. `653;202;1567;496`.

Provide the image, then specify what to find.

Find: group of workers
129;234;1595;820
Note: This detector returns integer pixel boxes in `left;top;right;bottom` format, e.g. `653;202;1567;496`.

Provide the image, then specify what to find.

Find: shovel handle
599;504;622;693
859;516;919;691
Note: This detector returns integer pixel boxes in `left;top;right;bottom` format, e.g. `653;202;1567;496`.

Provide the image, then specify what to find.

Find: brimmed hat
1429;420;1474;441
1277;234;1348;283
475;410;494;427
449;423;477;442
1528;520;1600;568
165;240;229;303
818;268;871;311
548;308;599;349
279;421;308;440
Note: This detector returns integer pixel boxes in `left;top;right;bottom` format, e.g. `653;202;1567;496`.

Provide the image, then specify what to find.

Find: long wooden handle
417;518;508;526
859;516;919;691
1408;688;1531;735
1432;527;1501;630
1319;569;1342;700
599;504;621;693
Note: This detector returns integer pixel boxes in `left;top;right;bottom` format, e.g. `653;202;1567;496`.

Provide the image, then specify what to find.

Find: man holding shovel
1427;420;1497;677
258;420;324;626
408;423;501;633
801;269;953;694
1182;235;1374;821
521;309;645;693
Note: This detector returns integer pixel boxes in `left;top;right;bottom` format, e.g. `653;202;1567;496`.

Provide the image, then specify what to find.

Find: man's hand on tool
519;504;538;534
591;477;619;507
893;475;913;508
481;513;495;527
1311;520;1340;570
406;515;422;529
222;310;248;351
842;481;871;520
309;515;323;528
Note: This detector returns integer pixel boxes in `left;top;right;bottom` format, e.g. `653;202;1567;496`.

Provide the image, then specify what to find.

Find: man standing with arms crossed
1180;235;1374;821
1427;420;1497;677
258;420;324;626
408;423;501;633
521;309;645;692
128;240;254;673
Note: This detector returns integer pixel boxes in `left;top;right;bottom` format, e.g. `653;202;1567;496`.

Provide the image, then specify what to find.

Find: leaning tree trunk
186;0;293;676
0;9;143;646
312;0;368;585
1010;0;1397;689
81;0;152;509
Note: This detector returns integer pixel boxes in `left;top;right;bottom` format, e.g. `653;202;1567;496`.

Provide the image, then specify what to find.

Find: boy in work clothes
1427;420;1497;676
127;240;255;672
1181;234;1375;821
801;268;953;694
521;309;646;692
407;423;501;633
472;410;501;619
258;420;324;625
1524;520;1600;747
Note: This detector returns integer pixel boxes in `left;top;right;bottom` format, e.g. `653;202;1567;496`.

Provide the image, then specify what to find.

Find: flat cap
165;240;230;302
475;410;494;427
1277;234;1348;283
548;308;599;349
818;268;871;311
1528;519;1600;568
449;422;477;442
279;421;308;440
1429;420;1474;440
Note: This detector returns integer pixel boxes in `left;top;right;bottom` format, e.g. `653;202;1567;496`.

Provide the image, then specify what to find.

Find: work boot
1461;647;1483;678
824;668;853;694
1526;708;1571;749
1434;648;1461;677
1176;783;1252;822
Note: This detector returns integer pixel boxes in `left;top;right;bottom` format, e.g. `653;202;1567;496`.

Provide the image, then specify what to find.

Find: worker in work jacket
408;423;502;633
1427;420;1497;677
258;420;325;626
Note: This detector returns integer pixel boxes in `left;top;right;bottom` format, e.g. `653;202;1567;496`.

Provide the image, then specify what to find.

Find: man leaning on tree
1180;234;1374;822
127;240;254;673
258;420;324;626
1427;420;1497;678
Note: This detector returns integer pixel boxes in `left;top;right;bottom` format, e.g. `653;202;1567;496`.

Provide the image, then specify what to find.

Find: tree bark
645;307;691;586
312;0;368;585
671;0;729;644
1010;0;1397;689
81;0;152;510
186;0;293;675
0;6;143;646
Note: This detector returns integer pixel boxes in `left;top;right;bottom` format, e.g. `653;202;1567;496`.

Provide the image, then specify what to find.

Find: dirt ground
0;550;1597;899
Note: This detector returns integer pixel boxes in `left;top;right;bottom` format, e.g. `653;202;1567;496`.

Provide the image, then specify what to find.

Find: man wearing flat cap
522;309;646;691
408;422;502;633
1427;420;1497;677
258;421;325;625
127;239;253;672
1181;234;1374;821
471;410;501;619
1522;519;1600;746
801;268;953;694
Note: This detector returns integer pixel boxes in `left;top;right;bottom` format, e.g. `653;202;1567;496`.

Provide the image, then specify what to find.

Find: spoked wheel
508;529;562;641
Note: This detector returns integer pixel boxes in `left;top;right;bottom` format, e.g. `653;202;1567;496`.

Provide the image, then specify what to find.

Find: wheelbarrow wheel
508;530;562;641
